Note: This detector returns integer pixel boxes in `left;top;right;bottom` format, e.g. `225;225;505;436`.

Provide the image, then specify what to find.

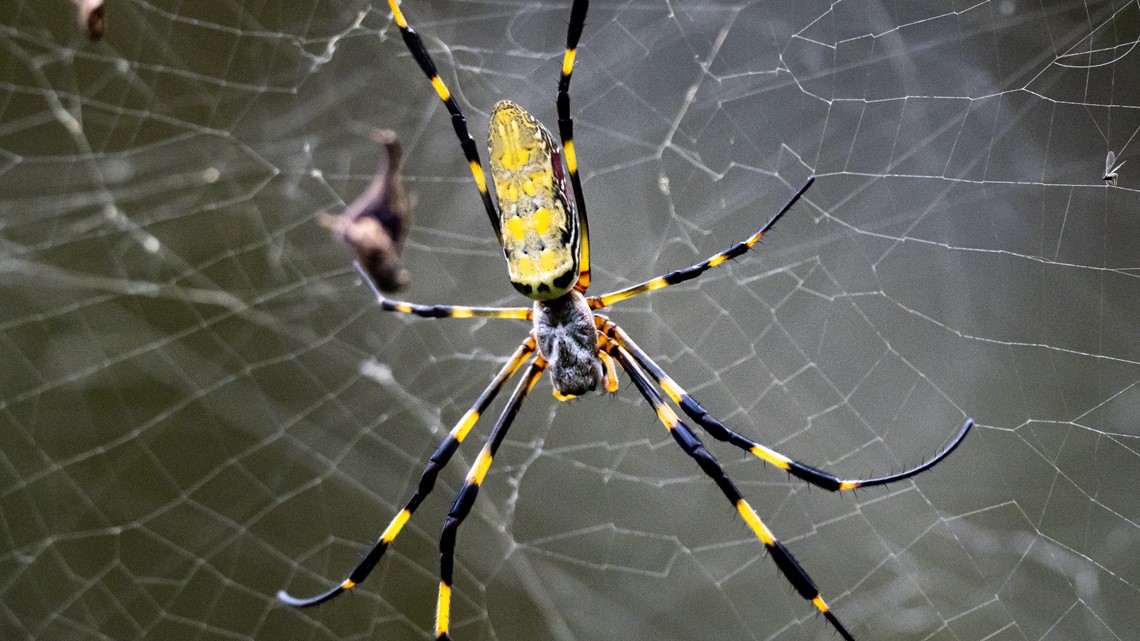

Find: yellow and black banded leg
589;177;815;309
387;0;503;242
606;343;856;641
597;317;974;491
276;338;538;608
356;262;533;320
557;0;592;292
436;357;547;640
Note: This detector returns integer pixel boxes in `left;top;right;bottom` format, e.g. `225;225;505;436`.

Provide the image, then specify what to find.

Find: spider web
2;0;1138;640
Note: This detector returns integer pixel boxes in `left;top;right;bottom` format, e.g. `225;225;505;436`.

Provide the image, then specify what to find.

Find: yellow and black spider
278;2;974;639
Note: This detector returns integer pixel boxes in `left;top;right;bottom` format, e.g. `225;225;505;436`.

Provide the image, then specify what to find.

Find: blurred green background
1;1;1138;640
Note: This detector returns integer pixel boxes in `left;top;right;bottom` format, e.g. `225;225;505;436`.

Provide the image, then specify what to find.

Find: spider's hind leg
434;357;547;640
276;338;538;608
605;341;857;641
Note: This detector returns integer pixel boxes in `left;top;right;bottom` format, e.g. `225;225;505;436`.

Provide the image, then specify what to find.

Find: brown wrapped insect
73;0;106;41
319;129;412;292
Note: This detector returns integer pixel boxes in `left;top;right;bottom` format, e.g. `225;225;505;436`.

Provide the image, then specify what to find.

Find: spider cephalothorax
278;2;974;640
532;290;602;396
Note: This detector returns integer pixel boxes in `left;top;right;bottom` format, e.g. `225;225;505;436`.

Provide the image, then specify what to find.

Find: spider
278;2;975;639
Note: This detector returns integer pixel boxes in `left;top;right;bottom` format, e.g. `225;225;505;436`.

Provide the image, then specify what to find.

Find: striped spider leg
277;337;539;607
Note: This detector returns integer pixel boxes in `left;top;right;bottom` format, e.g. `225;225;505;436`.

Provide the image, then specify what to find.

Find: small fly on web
319;129;413;292
73;0;105;41
1104;150;1125;186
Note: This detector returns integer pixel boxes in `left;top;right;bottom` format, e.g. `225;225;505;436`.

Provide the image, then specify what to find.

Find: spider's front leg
557;0;592;292
386;0;502;242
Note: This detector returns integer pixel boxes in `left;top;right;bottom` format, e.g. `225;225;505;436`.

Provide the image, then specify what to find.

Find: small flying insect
1104;150;1125;186
72;0;105;41
319;129;413;292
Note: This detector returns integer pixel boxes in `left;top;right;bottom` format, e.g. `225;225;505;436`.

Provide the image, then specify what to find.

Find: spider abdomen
489;100;580;300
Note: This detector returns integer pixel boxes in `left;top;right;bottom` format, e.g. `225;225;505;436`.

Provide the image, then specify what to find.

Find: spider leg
387;0;503;243
436;357;547;640
356;262;533;320
597;349;620;393
557;0;592;292
277;338;538;608
606;343;856;641
589;176;814;309
598;317;973;491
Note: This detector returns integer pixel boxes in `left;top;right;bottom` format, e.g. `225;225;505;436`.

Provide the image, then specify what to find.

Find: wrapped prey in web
319;129;413;292
73;0;106;40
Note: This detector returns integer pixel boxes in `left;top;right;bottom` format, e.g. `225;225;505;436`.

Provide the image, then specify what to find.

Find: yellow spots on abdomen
532;207;553;236
488;100;579;300
499;144;529;171
505;217;527;242
505;207;553;242
539;248;558;271
512;248;565;280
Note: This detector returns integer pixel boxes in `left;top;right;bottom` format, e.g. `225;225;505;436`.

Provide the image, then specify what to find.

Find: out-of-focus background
2;1;1138;640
